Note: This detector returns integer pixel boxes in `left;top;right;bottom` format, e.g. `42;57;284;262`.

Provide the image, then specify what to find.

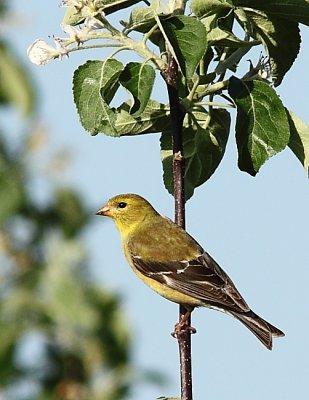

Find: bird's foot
171;324;197;337
171;310;197;337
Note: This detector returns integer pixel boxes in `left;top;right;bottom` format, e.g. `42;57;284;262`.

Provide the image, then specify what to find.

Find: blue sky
8;2;309;399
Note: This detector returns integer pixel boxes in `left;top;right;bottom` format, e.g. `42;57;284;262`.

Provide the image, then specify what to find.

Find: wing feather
131;251;250;313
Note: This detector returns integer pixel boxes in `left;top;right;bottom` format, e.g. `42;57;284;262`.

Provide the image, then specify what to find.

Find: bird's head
96;194;158;234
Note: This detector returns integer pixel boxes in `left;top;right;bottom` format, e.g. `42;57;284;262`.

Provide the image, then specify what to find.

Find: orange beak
96;205;113;217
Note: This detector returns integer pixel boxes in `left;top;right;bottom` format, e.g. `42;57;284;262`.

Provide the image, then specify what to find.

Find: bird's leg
171;310;197;337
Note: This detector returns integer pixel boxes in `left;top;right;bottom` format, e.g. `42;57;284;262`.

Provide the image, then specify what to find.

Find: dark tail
231;311;285;350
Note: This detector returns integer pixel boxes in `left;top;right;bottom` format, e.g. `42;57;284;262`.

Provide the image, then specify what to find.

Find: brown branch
161;55;193;400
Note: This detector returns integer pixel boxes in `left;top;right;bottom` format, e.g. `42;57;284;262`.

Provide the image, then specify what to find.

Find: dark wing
131;251;250;313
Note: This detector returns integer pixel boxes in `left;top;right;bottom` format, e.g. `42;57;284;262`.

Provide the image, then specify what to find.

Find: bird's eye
118;202;127;209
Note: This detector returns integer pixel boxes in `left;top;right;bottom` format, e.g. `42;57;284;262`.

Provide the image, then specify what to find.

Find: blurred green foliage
0;3;137;399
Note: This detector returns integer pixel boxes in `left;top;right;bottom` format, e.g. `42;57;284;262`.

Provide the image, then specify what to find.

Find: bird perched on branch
96;193;284;350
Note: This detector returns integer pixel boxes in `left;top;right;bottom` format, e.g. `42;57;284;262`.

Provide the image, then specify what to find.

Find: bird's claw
171;323;197;337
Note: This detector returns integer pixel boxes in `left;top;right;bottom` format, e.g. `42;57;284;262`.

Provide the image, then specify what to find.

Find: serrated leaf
203;14;260;47
126;6;156;32
122;0;167;45
103;99;170;136
73;59;124;135
235;9;300;86
119;62;155;116
126;0;163;32
236;0;309;26
228;76;290;175
191;0;233;18
161;15;207;80
287;110;309;170
0;43;35;115
208;27;259;47
161;109;230;200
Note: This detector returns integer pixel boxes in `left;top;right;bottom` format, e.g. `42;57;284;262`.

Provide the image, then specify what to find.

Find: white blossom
60;14;104;44
27;39;68;66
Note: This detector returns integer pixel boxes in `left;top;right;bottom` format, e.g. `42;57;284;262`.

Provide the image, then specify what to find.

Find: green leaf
119;62;155;116
203;14;260;47
235;9;300;86
235;0;309;26
126;6;156;32
63;0;142;25
287;111;309;170
0;42;35;115
161;15;207;80
73;61;170;137
207;29;258;48
103;99;170;136
191;0;233;18
161;109;230;200
228;77;290;175
73;59;124;135
126;0;164;33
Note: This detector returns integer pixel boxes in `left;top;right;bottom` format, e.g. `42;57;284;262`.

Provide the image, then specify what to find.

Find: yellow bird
96;193;284;350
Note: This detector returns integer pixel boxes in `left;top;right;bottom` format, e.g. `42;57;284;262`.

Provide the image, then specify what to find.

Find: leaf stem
105;45;131;61
194;101;234;108
154;14;179;64
199;80;229;97
142;23;159;45
187;76;200;102
67;43;126;54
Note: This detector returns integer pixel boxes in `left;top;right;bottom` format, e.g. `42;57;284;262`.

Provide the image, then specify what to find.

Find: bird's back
126;214;203;262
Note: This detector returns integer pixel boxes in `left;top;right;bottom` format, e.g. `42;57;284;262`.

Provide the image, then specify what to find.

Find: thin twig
161;54;193;400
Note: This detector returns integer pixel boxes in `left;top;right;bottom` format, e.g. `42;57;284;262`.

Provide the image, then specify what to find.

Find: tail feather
231;311;285;350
